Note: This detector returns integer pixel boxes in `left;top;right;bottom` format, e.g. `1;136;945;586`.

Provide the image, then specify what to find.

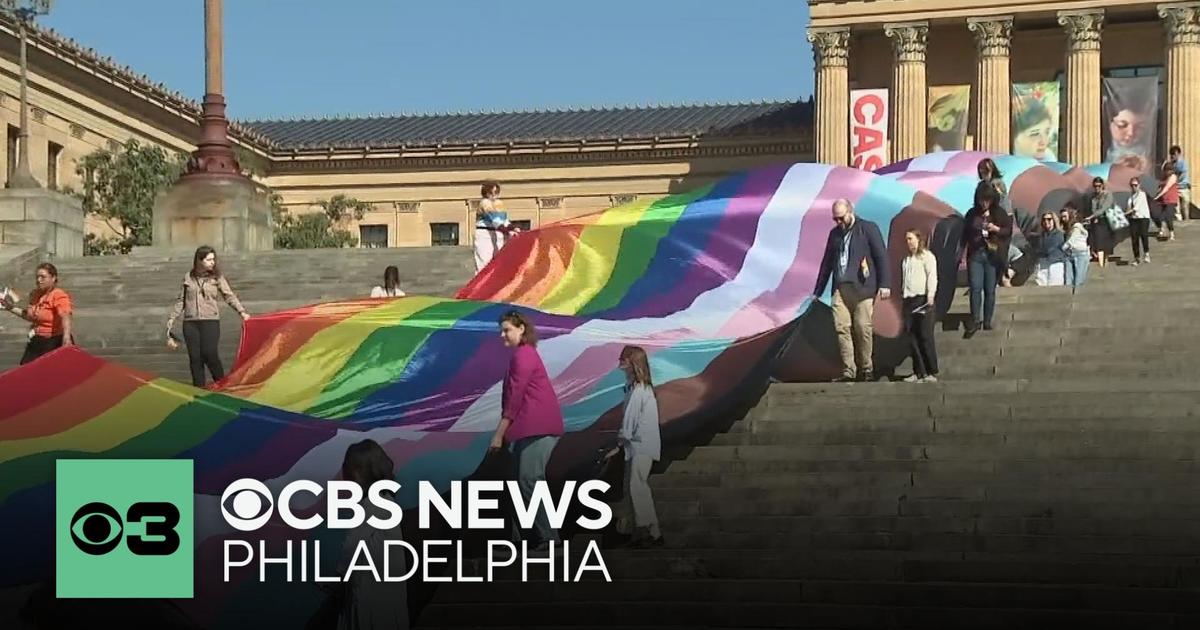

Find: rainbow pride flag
0;152;1126;628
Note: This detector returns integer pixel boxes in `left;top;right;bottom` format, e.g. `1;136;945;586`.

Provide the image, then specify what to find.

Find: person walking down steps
813;198;891;383
603;345;664;547
900;230;939;383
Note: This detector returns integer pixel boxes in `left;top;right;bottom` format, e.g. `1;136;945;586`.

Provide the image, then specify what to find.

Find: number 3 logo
69;501;181;556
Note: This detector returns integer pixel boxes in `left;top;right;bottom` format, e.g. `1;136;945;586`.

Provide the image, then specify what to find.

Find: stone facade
808;0;1200;176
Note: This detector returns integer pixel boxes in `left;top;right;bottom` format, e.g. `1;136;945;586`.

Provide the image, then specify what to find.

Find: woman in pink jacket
490;310;565;554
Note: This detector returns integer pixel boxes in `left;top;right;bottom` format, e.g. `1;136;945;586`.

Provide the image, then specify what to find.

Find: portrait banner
1012;82;1060;162
849;88;888;171
927;85;970;152
1103;76;1159;173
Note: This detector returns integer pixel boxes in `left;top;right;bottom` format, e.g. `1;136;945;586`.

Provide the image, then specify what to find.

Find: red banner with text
849;88;889;171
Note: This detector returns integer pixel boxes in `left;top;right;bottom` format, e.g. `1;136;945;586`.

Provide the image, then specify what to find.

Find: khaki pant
1179;187;1192;222
615;454;660;538
832;284;875;378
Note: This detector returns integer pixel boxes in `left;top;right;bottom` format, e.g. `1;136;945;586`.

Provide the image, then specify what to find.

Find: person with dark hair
2;263;74;364
165;246;250;387
900;230;938;382
370;266;406;298
474;181;519;273
336;439;409;630
1104;85;1156;172
491;310;564;555
1154;162;1181;242
959;184;1012;334
602;346;663;547
977;159;1020;286
812;198;891;382
1083;177;1116;267
1169;145;1190;222
1012;97;1057;161
1060;204;1090;287
1125;177;1152;264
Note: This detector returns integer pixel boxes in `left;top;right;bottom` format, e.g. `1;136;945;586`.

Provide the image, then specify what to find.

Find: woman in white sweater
1125;177;1152;265
901;229;939;383
603;345;663;547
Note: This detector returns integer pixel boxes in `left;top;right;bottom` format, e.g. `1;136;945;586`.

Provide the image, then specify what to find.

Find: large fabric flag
0;152;1124;628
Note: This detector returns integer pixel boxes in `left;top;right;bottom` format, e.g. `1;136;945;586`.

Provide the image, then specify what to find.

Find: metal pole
8;18;39;188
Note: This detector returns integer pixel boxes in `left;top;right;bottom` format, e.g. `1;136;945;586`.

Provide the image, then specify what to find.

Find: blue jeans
967;249;998;325
512;435;561;544
1065;251;1090;287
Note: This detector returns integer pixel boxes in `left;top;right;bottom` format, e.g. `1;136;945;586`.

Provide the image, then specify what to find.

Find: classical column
1058;10;1104;166
807;27;850;165
884;22;929;162
968;16;1013;154
1160;3;1200;202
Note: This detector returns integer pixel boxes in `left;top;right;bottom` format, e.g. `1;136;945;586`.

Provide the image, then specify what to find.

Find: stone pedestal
152;176;273;251
968;17;1013;154
885;22;929;162
0;188;84;257
1059;10;1104;166
808;28;851;166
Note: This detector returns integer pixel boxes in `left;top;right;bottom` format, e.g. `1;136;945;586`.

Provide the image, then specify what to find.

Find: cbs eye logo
69;501;181;556
220;478;274;531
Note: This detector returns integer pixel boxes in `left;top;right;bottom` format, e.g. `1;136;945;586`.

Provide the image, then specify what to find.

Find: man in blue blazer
813;198;892;382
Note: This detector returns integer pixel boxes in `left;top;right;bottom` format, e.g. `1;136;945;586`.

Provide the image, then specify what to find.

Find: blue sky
41;0;813;122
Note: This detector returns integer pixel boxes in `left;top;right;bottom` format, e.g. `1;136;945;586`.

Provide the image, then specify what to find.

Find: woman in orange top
2;263;74;364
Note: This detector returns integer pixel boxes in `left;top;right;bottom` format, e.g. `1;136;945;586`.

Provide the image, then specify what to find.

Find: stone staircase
417;225;1200;629
0;247;474;381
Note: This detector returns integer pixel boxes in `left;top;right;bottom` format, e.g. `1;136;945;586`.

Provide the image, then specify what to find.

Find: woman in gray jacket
166;245;250;387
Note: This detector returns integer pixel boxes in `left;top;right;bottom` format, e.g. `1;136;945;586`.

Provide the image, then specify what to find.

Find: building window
359;224;388;248
6;125;18;180
47;141;63;191
430;222;459;246
511;220;532;232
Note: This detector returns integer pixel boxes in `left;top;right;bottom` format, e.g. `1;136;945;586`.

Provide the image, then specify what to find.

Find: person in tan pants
812;199;892;382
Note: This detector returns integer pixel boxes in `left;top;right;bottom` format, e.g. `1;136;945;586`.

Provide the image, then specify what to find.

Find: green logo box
56;459;193;598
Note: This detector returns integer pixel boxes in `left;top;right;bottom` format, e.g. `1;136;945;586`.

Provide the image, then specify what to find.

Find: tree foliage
273;194;372;249
76;139;187;254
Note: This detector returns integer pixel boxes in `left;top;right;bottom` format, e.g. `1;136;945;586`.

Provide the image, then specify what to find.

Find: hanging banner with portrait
1102;76;1159;173
849;88;889;171
1011;82;1060;162
927;85;971;152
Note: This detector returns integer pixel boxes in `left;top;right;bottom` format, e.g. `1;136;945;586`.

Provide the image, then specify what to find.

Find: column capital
967;16;1013;57
1160;3;1200;46
1057;10;1104;52
884;22;929;63
807;27;850;68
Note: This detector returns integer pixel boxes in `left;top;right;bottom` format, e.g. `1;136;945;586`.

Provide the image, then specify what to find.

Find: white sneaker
1143;255;1151;264
920;375;939;383
902;374;921;383
1131;260;1138;267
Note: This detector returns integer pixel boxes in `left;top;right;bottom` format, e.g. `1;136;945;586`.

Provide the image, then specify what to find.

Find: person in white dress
474;182;519;273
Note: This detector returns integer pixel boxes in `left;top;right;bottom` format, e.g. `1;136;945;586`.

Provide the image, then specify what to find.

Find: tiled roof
243;100;813;151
